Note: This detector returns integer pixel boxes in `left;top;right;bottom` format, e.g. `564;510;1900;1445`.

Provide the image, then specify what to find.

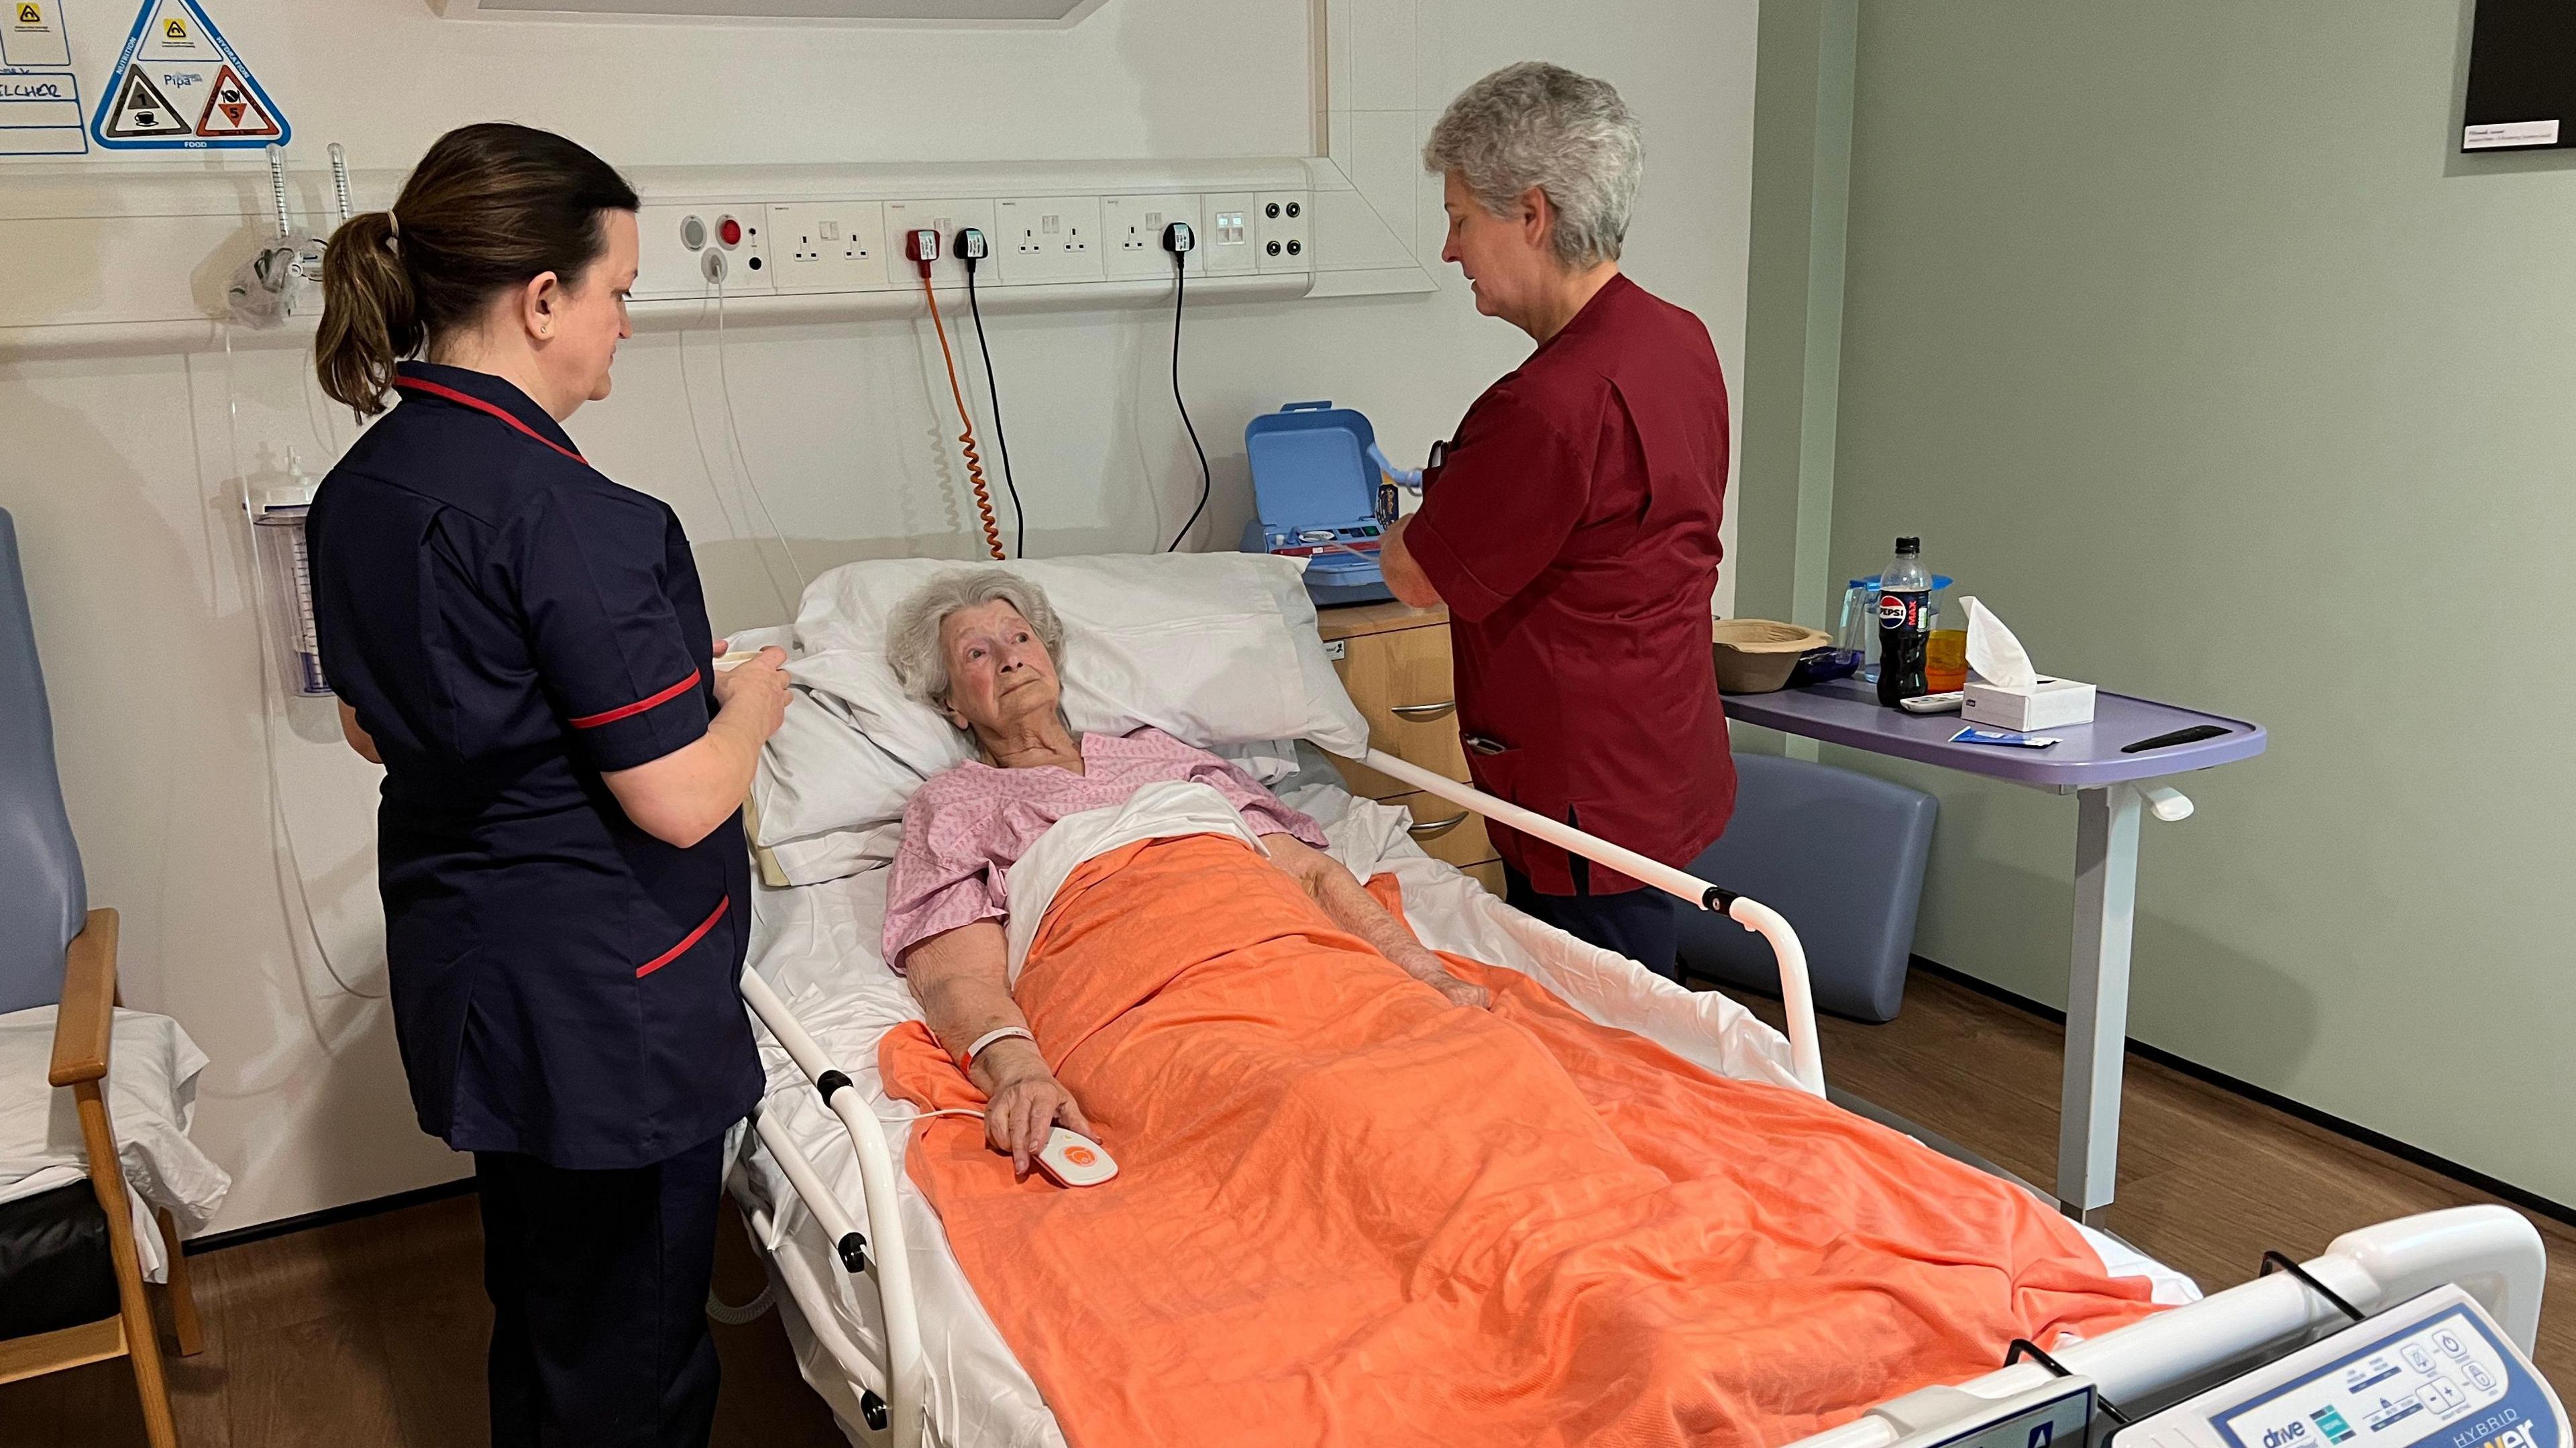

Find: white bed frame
733;748;2551;1448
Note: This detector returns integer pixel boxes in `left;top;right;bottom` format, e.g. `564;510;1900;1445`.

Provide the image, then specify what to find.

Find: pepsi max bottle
1876;535;1932;706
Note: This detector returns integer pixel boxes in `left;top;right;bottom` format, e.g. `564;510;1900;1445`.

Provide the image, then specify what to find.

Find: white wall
1;0;1756;1232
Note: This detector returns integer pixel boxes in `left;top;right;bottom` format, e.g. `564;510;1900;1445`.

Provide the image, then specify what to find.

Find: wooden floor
0;1186;845;1448
1737;973;2576;1390
5;970;2565;1445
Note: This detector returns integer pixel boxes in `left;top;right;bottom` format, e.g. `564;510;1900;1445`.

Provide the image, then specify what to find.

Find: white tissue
1961;596;2038;690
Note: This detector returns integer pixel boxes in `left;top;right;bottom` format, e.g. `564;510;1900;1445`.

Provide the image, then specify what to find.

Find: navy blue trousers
476;1133;727;1448
1504;863;1683;983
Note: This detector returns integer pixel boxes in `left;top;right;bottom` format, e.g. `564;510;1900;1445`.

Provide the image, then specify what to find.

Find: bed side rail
1358;748;1825;1097
1782;1205;2550;1448
739;967;927;1448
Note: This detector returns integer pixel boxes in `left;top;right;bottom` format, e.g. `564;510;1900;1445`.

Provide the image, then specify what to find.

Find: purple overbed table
1725;677;2267;1220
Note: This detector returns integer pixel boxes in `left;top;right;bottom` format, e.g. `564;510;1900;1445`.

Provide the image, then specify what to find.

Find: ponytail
312;123;639;418
315;209;419;418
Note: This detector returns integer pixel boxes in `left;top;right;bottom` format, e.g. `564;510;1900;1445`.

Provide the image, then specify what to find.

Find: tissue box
1962;677;2097;731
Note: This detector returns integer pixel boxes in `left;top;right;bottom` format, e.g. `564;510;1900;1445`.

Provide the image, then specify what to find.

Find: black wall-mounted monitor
2463;0;2576;151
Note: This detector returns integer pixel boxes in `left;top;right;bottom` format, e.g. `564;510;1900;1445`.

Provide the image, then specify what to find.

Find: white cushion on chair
0;1005;230;1280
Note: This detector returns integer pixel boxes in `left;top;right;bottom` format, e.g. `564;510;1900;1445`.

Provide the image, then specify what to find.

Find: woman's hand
1262;834;1494;1010
713;645;790;740
602;644;788;848
1394;944;1491;1009
1425;972;1491;1010
973;1039;1095;1180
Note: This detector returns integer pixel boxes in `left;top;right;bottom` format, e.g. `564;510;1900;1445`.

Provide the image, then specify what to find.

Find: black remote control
2120;724;2230;754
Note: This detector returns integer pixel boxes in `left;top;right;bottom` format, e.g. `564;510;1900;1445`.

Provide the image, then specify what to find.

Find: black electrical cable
1166;258;1213;552
963;261;1025;559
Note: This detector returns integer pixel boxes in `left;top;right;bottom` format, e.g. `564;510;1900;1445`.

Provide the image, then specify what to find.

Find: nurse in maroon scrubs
1381;62;1736;983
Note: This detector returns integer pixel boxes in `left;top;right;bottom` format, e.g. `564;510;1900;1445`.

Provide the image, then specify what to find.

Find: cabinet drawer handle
1407;811;1470;840
1389;700;1456;722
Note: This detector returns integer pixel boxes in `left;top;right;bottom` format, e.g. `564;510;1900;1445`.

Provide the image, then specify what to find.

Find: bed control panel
2125;1286;2565;1448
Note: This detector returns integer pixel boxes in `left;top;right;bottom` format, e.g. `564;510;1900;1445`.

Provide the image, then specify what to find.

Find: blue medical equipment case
1241;400;1395;608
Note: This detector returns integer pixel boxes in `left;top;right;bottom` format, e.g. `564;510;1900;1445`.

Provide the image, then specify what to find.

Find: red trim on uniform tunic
390;376;588;465
637;898;729;979
567;670;703;730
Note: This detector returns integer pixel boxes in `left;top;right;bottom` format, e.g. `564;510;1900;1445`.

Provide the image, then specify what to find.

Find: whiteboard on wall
439;0;1098;17
0;0;1318;167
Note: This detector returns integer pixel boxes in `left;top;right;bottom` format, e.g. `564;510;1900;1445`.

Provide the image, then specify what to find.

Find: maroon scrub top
1401;273;1735;895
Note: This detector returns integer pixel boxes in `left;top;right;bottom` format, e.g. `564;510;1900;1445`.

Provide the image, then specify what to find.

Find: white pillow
751;553;1368;873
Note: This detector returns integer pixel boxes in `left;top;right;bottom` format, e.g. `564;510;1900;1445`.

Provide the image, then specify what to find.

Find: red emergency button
717;216;743;248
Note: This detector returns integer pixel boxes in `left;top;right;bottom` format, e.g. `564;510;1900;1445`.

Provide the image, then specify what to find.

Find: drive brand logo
2263;1423;2310;1448
2469;1427;2540;1448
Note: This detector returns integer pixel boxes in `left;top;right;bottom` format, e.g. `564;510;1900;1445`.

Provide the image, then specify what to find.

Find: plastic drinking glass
1926;628;1968;693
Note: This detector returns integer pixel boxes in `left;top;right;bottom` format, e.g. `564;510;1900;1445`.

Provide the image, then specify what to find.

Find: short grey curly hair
885;568;1066;711
1423;61;1642;270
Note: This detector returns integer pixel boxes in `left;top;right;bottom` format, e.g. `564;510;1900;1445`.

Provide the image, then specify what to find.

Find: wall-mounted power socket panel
994;195;1104;285
1202;192;1260;277
1254;192;1311;274
633;190;1304;299
637;203;775;299
883;197;1000;290
769;201;892;294
1101;194;1207;280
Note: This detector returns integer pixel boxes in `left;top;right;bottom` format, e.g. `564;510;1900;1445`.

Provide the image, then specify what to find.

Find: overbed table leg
2057;783;2141;1224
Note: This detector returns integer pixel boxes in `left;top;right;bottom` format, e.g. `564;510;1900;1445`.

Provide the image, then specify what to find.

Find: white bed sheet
732;784;2198;1447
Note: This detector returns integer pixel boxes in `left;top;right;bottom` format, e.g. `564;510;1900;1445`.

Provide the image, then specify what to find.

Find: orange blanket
880;834;2159;1446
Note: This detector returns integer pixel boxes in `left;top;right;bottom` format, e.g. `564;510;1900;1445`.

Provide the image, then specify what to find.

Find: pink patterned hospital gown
881;726;1328;969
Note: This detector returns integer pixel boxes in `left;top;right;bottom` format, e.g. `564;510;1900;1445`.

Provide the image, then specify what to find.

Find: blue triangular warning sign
89;0;289;150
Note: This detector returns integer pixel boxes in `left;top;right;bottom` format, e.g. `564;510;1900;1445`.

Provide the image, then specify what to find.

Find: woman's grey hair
1423;61;1642;270
885;568;1066;710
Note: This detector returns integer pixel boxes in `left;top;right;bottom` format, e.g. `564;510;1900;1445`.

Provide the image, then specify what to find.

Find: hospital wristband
959;1025;1036;1072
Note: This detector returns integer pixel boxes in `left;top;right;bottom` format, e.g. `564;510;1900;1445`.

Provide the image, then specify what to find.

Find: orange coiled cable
920;271;1008;561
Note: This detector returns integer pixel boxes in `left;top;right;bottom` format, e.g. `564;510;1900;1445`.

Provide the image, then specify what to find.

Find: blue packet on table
1951;725;2059;749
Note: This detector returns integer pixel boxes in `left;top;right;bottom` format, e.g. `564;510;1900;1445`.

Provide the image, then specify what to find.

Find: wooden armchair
0;908;203;1448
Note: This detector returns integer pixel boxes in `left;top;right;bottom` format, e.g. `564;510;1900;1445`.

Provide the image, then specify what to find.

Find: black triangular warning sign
194;63;277;138
104;68;190;137
17;5;43;25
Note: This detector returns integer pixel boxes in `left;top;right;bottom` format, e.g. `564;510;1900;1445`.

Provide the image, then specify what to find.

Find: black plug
1162;221;1195;259
955;227;989;272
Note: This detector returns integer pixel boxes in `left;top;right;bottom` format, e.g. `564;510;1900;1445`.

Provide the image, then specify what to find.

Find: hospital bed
721;555;2552;1448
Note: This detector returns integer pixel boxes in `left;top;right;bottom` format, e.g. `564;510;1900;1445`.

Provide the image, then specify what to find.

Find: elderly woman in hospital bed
879;568;1489;1177
856;566;2174;1447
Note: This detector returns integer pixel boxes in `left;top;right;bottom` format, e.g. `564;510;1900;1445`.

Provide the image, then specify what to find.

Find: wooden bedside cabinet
1316;602;1505;897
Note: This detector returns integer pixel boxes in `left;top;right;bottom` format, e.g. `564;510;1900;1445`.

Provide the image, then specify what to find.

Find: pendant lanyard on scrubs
390;376;590;467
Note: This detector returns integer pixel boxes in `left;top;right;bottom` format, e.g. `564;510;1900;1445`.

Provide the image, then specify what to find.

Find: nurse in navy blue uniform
305;124;790;1448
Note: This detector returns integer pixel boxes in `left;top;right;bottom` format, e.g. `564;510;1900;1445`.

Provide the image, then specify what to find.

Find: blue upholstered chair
1676;750;1938;1023
0;508;200;1447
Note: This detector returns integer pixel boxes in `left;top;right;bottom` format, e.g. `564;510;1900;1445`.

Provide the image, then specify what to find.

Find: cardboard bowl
1711;619;1833;695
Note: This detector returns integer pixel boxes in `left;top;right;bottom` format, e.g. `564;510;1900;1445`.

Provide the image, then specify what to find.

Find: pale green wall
1735;0;1856;637
1786;3;2576;1202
